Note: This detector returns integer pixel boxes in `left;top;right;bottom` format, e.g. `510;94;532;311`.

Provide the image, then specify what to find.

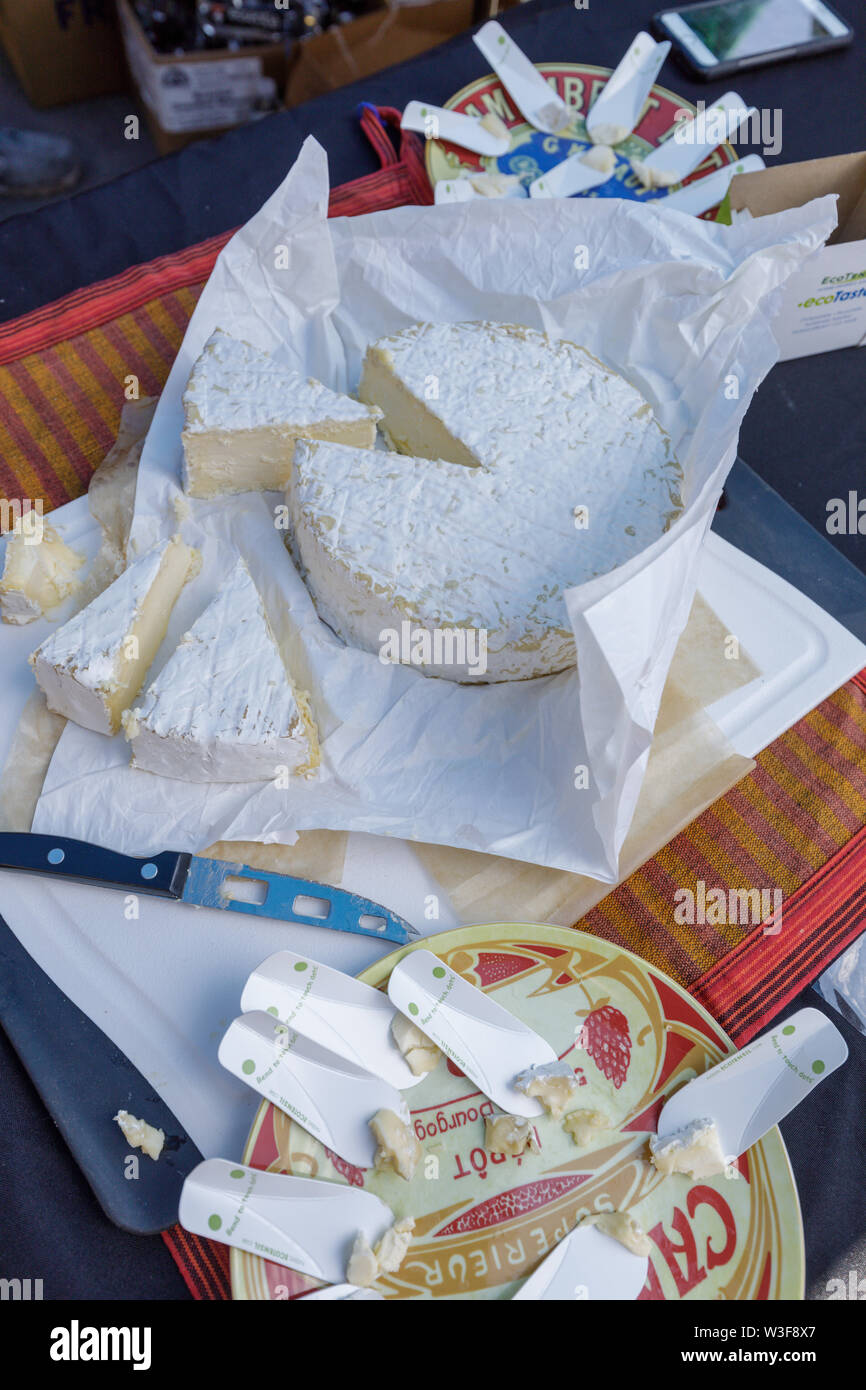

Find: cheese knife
512;1223;648;1301
655;1006;847;1160
0;831;418;944
388;948;557;1114
401;100;510;156
218;1010;407;1167
659;155;766;218
472;21;572;135
583;31;670;147
241;948;425;1089
179;1159;394;1283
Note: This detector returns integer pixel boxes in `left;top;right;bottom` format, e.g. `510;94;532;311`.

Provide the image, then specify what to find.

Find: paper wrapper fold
416;592;758;926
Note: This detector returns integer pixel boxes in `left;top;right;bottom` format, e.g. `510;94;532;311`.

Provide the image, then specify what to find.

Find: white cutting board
0;506;864;1160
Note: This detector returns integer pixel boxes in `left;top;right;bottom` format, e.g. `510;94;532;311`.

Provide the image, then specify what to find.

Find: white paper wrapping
31;138;835;880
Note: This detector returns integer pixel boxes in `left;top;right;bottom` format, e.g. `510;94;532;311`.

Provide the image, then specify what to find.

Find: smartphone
652;0;853;80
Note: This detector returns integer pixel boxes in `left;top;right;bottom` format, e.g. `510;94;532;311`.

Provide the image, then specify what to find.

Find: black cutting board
0;914;203;1235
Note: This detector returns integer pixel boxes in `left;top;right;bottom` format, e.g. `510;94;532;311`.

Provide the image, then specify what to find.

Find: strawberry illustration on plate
576;1003;632;1089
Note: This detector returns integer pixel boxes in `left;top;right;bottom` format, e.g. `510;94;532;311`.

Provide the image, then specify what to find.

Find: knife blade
0;832;418;945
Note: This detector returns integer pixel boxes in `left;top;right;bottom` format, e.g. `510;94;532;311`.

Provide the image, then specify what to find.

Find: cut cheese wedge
30;536;199;735
182;328;382;498
292;322;683;683
123;558;319;783
1;516;85;624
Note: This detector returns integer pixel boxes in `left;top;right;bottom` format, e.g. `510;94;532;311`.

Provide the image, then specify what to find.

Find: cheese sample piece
30;537;198;735
631;159;679;191
182;328;381;498
563;1108;612;1147
390;1013;442;1077
375;1216;415;1273
346;1217;415;1287
590;122;630;146
514;1060;580;1118
1;518;85;624
649;1118;727;1179
369;1108;422;1181
484;1114;539;1157
581;1210;651;1257
124;558;318;783
291;322;681;683
479;111;510;141
346;1232;379;1288
581;144;616;175
467;172;525;199
114;1110;165;1161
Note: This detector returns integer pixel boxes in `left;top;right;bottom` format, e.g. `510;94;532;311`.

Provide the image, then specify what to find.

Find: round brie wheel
289;322;683;684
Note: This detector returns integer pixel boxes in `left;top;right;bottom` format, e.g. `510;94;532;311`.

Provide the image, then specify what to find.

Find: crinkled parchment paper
29;139;833;880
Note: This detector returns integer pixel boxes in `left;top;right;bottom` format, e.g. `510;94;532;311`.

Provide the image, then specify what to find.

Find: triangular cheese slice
182;329;381;498
30;536;199;735
124;559;318;783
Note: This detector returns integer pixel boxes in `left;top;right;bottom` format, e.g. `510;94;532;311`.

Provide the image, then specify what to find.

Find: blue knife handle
0;832;190;898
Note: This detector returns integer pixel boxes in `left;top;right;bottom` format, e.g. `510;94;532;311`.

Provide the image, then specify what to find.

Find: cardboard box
730;153;866;360
0;0;125;107
117;0;289;156
284;0;475;108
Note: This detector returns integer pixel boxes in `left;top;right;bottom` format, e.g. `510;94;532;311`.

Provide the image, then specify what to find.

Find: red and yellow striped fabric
2;118;864;1299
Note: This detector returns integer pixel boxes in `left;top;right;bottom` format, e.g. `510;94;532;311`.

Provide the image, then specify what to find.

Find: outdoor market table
0;0;864;1302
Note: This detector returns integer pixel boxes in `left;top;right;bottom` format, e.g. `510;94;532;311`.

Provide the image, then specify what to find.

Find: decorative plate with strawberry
232;923;803;1301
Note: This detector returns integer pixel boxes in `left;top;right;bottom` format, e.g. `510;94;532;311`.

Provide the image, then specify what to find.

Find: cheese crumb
370;1108;422;1181
484;1113;539;1157
590;122;630;146
114;1110;165;1161
581;1210;651;1257
467;172;524;199
347;1217;415;1287
1;519;85;625
375;1216;415;1273
346;1232;378;1287
514;1060;580;1118
581;144;616;176
390;1013;442;1076
563;1108;612;1147
649;1118;727;1179
479;111;510;142
630;158;680;191
535;100;570;133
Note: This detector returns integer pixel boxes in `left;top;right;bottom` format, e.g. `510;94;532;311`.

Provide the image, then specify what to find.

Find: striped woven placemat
1;127;864;1299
